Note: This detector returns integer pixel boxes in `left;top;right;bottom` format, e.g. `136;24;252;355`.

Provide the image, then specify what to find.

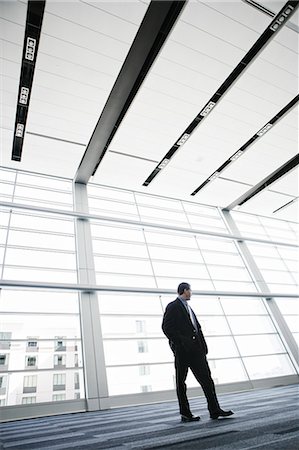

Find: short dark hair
177;282;191;295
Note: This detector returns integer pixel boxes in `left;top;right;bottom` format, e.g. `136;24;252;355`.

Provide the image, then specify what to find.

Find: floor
0;384;298;450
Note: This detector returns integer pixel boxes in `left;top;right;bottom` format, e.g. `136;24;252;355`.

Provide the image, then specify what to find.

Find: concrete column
73;182;109;411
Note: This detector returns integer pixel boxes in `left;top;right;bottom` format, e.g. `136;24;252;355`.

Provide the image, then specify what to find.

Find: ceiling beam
74;0;186;184
224;154;299;211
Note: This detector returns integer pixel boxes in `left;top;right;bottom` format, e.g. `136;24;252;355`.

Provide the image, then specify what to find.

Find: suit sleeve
162;303;180;345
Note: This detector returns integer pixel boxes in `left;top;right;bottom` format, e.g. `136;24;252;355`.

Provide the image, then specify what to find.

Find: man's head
177;282;191;300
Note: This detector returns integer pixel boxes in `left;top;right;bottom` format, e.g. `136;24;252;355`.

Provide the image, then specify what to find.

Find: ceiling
1;0;298;221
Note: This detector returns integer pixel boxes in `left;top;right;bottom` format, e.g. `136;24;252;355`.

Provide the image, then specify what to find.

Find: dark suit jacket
162;298;208;356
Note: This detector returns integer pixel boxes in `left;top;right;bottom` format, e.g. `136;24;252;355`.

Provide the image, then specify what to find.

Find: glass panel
7;230;75;251
96;272;156;288
144;230;197;248
138;206;189;226
3;267;77;283
17;173;72;191
0;289;84;406
205;336;239;358
152;261;209;278
10;213;75;234
274;298;299;315
106;363;175;395
100;317;164;338
220;297;268;315
91;223;144;242
200;316;231;335
148;246;204;263
191;297;223;315
94;256;153;275
235;334;286;356
227;316;276;334
156;277;214;290
98;294;163;315
103;339;171;365
210;358;249;384
4;248;76;270
92;240;148;258
0;290;79;314
243;354;295;379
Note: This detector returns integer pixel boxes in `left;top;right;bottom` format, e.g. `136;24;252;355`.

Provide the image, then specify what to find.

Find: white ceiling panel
193;178;251;208
91;152;156;190
1;40;23;64
82;1;148;26
183;2;268;50
273;199;299;222
0;17;24;43
1;132;83;178
203;1;271;31
44;1;142;44
245;59;297;96
237;189;295;216
223;137;297;186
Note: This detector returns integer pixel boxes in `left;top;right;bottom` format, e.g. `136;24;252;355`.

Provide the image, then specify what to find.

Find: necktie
187;303;198;332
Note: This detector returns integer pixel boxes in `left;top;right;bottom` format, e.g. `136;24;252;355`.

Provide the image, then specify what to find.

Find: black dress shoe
210;409;234;419
181;414;201;422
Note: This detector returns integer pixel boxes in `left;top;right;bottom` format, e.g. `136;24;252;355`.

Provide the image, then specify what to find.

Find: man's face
184;288;192;300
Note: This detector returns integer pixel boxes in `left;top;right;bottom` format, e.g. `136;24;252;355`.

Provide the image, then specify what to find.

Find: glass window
227;316;276;335
52;394;66;401
53;374;66;386
235;334;286;356
210;358;249;384
205;336;239;358
92;240;148;258
9;212;75;234
243;354;296;379
26;356;37;367
152;261;209;278
94;256;153;275
22;396;36;404
4;247;76;270
220;298;268;315
0;354;8;365
24;375;37;388
148;246;204;263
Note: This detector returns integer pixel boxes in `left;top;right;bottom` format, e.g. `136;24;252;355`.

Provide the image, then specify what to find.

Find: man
162;282;234;423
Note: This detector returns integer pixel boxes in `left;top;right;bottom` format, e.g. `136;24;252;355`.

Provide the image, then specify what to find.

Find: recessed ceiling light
158;158;170;169
270;4;295;31
25;37;36;61
176;133;190;146
19;87;29;105
230;150;243;161
257;123;272;136
15;124;24;138
199;101;216;117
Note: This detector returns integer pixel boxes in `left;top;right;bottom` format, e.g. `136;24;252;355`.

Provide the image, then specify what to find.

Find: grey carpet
1;384;298;450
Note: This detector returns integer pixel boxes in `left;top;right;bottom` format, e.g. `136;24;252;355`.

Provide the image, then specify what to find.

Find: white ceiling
0;0;298;221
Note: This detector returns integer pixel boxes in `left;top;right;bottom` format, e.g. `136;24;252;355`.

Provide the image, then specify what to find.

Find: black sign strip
11;1;46;161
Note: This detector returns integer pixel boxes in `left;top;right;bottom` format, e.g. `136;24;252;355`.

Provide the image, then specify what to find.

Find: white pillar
73;182;109;411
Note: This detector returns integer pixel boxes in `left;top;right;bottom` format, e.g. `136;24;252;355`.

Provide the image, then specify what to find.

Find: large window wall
0;167;298;416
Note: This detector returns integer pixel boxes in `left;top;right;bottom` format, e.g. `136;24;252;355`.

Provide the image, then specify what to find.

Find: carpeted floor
0;384;298;449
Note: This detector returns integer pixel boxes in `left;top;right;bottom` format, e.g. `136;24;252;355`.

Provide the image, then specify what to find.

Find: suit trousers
174;347;220;417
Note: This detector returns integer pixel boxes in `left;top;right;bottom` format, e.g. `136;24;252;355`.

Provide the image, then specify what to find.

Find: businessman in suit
162;282;234;422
